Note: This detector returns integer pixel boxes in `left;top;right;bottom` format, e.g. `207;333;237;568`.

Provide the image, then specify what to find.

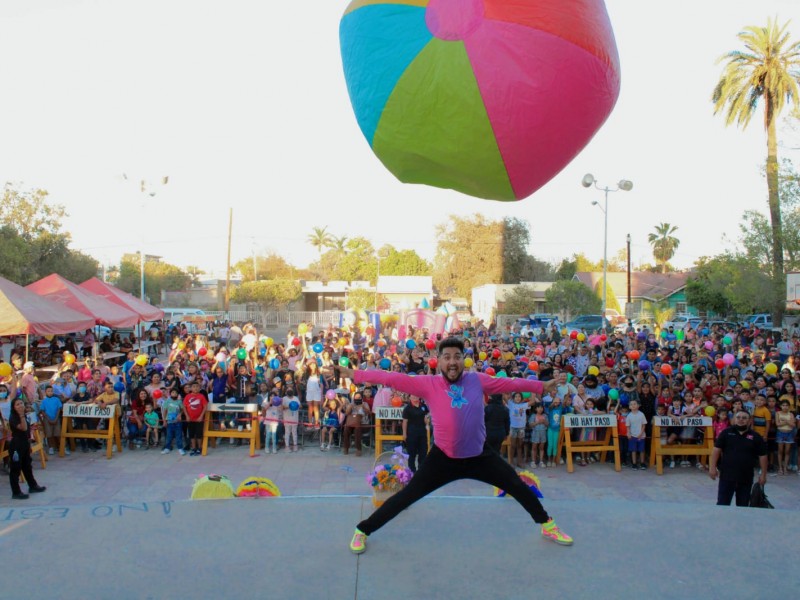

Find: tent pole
25;334;29;364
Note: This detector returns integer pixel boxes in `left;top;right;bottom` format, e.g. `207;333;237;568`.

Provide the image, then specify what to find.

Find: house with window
572;272;697;317
471;282;554;324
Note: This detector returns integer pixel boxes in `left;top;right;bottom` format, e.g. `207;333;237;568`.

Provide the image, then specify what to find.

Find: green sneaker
350;528;367;554
541;519;573;546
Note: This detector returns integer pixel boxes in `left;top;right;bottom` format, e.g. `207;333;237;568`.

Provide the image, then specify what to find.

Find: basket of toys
367;447;413;508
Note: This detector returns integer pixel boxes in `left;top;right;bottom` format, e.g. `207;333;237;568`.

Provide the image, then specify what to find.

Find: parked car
661;314;696;331
614;317;656;334
564;315;611;334
603;309;627;327
743;314;773;329
706;320;737;333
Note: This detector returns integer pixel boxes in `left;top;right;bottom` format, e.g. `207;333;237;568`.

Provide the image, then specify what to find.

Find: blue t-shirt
41;395;62;421
546;406;563;431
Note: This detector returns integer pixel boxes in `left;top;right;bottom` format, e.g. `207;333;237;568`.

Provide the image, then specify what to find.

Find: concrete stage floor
1;495;796;600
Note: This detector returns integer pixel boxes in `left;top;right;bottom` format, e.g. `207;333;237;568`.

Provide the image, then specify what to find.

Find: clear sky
1;0;799;279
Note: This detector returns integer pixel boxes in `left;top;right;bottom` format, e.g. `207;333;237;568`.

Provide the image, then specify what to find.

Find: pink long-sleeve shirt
354;370;544;459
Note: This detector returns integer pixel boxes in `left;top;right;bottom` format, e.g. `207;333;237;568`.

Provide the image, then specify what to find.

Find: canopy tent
26;274;140;329
79;278;164;322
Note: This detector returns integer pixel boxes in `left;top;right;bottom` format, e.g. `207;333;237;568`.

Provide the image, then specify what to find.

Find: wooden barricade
649;415;713;475
374;406;430;459
559;414;621;473
30;426;47;468
60;403;123;459
202;403;260;457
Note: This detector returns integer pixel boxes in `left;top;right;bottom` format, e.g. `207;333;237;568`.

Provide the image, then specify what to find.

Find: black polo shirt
714;427;767;482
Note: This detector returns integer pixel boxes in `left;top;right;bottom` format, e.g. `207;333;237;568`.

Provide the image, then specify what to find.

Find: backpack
749;482;774;509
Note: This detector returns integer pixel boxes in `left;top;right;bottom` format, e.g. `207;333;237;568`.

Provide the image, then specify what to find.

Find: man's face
439;347;464;383
104;383;114;393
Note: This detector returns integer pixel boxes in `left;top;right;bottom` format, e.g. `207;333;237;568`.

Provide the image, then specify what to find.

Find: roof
0;276;97;336
573;272;689;301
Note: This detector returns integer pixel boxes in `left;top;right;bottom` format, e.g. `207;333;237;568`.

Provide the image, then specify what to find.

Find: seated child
144;402;160;448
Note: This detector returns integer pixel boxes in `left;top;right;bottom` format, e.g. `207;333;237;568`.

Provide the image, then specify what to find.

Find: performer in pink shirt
341;337;573;554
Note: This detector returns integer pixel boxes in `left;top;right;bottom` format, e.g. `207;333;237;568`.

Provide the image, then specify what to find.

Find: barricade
60;403;123;459
558;414;621;473
202;403;260;457
373;406;430;459
649;415;713;475
0;428;47;481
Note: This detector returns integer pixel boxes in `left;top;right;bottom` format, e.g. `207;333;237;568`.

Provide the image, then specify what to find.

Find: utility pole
626;233;632;307
225;208;232;312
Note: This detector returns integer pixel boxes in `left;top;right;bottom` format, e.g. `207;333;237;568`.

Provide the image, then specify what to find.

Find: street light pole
626;233;632;310
582;174;633;321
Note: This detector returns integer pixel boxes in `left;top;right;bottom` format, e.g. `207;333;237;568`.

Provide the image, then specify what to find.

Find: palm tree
712;17;800;322
648;223;680;273
330;235;349;253
307;226;332;257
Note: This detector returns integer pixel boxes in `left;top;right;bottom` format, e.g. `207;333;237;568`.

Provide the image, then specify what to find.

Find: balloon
264;337;274;347
704;341;713;351
628;350;640;361
0;363;11;378
380;358;391;369
682;364;693;375
704;406;716;417
715;359;725;370
676;329;685;340
405;340;416;350
561;329;568;336
491;348;501;359
638;360;650;371
495;370;507;378
478;352;487;361
289;400;300;411
485;367;496;376
534;347;543;357
722;353;735;366
198;347;208;357
391;396;403;407
464;357;474;368
339;0;621;200
325;390;337;400
338;338;347;347
113;382;125;393
587;366;599;376
298;323;308;335
292;337;302;347
741;381;750;390
519;356;529;364
236;348;247;360
269;359;280;369
608;389;619;401
566;373;573;383
313;343;324;354
722;336;732;346
178;341;186;350
428;358;438;370
765;363;778;376
660;331;667;339
569;331;578;340
64;353;76;365
425;339;436;350
577;333;585;342
521;392;531;399
339;357;350;367
528;361;539;372
600;334;607;342
272;396;283;407
660;364;673;376
152;389;163;400
135;354;148;366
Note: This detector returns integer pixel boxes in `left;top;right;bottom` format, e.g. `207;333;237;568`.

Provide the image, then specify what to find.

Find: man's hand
708;466;718;480
758;473;767;487
339;366;354;380
542;379;558;395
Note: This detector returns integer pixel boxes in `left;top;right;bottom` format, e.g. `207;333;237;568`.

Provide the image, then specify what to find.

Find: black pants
717;478;753;507
405;429;428;472
486;429;506;454
9;445;39;496
357;444;550;536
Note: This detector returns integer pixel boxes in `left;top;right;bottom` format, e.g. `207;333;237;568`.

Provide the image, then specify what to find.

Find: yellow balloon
478;352;487;361
740;381;750;390
136;354;149;366
45;335;54;341
765;363;778;376
561;328;568;336
704;406;716;417
588;366;599;376
464;358;474;368
178;342;186;350
0;363;12;378
64;353;76;365
338;338;347;347
264;337;274;347
504;352;515;361
298;323;308;335
577;333;586;342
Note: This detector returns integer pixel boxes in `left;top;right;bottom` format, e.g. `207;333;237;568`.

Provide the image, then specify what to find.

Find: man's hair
438;337;464;354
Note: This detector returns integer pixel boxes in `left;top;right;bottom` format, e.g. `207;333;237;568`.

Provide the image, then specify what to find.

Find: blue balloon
313;343;324;354
271;396;282;407
113;382;125;393
289;400;300;411
405;340;416;350
638;360;651;371
380;358;391;370
269;358;280;369
465;348;473;355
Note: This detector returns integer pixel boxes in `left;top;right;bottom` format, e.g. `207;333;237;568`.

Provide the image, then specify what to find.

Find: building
161;278;241;310
572;271;693;317
301;276;433;312
471;282;553;324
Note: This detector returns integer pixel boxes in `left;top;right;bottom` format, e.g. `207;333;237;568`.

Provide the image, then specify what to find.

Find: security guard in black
710;413;767;506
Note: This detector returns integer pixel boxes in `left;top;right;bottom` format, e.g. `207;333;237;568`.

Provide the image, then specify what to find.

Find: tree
554;252;622;280
544;280;601;320
503;285;541;316
307;226;333;257
234;252;295;282
116;254;190;303
186;266;204;287
330;235;349;253
647;223;680;273
345;287;389;312
230;279;302;310
0;184;66;240
378;246;432;277
712;17;800;322
686;253;773;316
593;279;622;314
337;237;376;282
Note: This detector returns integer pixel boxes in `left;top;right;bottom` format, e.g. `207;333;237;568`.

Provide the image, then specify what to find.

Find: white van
161;308;206;323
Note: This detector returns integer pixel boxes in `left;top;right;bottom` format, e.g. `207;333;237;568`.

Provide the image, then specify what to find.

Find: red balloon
198;347;208;356
519;356;529;364
485;367;496;376
391;396;403;407
152;389;163;400
292;337;302;347
628;350;640;361
600;334;607;342
660;364;673;376
425;339;436;350
715;359;725;370
570;331;578;340
492;349;501;359
428;357;438;370
529;361;539;372
534;347;544;357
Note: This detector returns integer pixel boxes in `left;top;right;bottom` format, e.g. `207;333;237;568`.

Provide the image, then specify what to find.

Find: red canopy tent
0;276;97;362
78;278;165;322
26;274;140;329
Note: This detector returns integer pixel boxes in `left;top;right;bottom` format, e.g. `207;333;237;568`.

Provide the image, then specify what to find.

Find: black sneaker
630;463;637;470
639;464;647;471
12;492;29;500
29;486;47;493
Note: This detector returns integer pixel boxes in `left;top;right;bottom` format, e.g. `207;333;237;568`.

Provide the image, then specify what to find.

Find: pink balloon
704;341;713;351
722;353;735;366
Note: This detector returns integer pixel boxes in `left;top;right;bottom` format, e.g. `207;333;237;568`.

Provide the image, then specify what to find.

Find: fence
203;311;343;330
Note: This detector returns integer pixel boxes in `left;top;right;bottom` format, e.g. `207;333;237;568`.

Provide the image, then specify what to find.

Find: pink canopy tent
78;278;164;322
0;276;97;362
26;274;140;329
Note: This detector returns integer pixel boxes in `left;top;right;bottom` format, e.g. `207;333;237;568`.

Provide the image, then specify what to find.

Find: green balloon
496;370;507;378
521;392;531;399
682;364;693;375
236;348;247;360
608;389;619;401
723;336;732;345
338;356;350;367
676;330;685;340
660;330;668;339
566;373;573;383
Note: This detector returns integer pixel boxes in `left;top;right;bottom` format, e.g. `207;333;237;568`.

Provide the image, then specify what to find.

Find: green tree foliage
686;254;773;316
234;252;295;282
378;246;432;278
555;253;623;280
544;280;602;319
647;223;680;273
345;287;389;312
712;18;800;322
593;279;622;314
337;237;376;282
503;285;541;316
0;184;98;285
307;226;333;257
115;254;191;304
231;279;302;310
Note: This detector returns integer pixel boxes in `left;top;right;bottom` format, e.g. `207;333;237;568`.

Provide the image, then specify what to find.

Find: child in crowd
39;385;64;456
545;396;563;468
282;387;300;453
579;398;599;465
775;400;795;475
183;381;207;456
528;403;548;468
617;404;629;466
713;408;729;440
160;388;186;455
666;396;685;468
320;396;341;452
625;399;648;470
262;392;282;454
143;402;159;448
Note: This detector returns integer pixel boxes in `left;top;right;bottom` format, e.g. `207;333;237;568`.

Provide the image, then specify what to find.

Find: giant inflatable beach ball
340;0;620;200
